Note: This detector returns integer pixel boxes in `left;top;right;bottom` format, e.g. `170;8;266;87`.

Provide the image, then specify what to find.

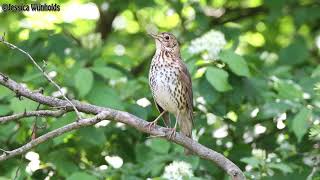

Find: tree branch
0;109;66;124
0;73;245;180
0;111;108;161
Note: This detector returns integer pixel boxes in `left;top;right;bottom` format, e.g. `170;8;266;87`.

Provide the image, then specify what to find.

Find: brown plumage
148;32;193;154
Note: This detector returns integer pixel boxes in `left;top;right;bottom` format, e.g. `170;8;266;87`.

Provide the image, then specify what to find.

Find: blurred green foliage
0;0;320;179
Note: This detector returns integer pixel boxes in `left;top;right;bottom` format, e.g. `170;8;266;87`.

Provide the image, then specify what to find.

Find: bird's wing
177;57;193;122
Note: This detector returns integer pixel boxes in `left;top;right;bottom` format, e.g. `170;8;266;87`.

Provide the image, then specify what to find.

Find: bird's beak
148;33;160;40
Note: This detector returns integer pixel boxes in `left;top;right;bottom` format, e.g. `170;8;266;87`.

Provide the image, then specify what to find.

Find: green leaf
269;163;293;173
274;80;303;101
148;139;170;154
198;78;221;105
50;113;76;145
135;143;154;163
9;98;38;113
49;150;79;177
78;127;106;146
205;67;232;92
311;65;320;77
0;105;11;114
259;102;292;119
0;86;12;100
291;107;311;142
74;68;94;97
279;37;308;65
0;123;16;141
219;50;250;77
240;157;260;168
91;66;123;80
178;156;200;170
139;154;172;176
67;172;98;180
87;81;124;110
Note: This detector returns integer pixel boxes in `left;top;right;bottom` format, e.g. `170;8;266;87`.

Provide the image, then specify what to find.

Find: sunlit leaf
219;50;250;77
206;67;232;92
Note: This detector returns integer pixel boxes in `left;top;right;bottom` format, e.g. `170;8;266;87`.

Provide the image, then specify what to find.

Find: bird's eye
165;36;170;40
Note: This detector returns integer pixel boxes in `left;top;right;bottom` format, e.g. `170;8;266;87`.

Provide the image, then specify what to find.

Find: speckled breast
149;56;179;114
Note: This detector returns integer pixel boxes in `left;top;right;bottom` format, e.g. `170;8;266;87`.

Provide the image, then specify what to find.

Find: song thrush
148;32;193;154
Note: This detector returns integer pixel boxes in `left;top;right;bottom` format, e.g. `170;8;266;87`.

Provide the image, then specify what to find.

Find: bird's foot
168;127;177;139
145;111;166;131
146;120;158;131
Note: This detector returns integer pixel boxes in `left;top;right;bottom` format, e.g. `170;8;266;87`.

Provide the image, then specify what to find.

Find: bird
148;32;193;154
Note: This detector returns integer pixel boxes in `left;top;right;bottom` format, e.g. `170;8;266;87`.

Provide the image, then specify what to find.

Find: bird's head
149;32;180;55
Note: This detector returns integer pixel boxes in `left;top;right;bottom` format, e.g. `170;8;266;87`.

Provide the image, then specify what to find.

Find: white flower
95;120;111;128
206;113;217;125
213;125;228;138
105;155;123;169
136;97;151;108
254;124;267;135
250;108;259;118
252;149;266;159
25;151;39;161
98;165;108;171
114;44;126;56
162;161;193;180
48;71;57;78
316;35;320;49
188;30;227;60
52;87;68;97
112;16;127;30
25;151;41;174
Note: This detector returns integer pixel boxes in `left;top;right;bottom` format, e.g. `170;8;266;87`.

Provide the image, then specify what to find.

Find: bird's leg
146;110;167;131
168;119;178;139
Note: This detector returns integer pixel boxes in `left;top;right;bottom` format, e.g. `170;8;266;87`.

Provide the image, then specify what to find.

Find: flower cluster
162;161;194;180
188;29;227;60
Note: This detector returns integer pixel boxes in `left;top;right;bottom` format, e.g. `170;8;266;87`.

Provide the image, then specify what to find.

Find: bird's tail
178;111;193;155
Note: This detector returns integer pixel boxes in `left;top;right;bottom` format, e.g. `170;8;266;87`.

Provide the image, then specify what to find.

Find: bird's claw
146;120;157;131
168;128;176;139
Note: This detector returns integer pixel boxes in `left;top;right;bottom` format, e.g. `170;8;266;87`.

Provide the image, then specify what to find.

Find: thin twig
307;166;319;180
307;156;320;180
0;38;82;119
0;148;11;154
0;109;66;124
13;153;23;180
